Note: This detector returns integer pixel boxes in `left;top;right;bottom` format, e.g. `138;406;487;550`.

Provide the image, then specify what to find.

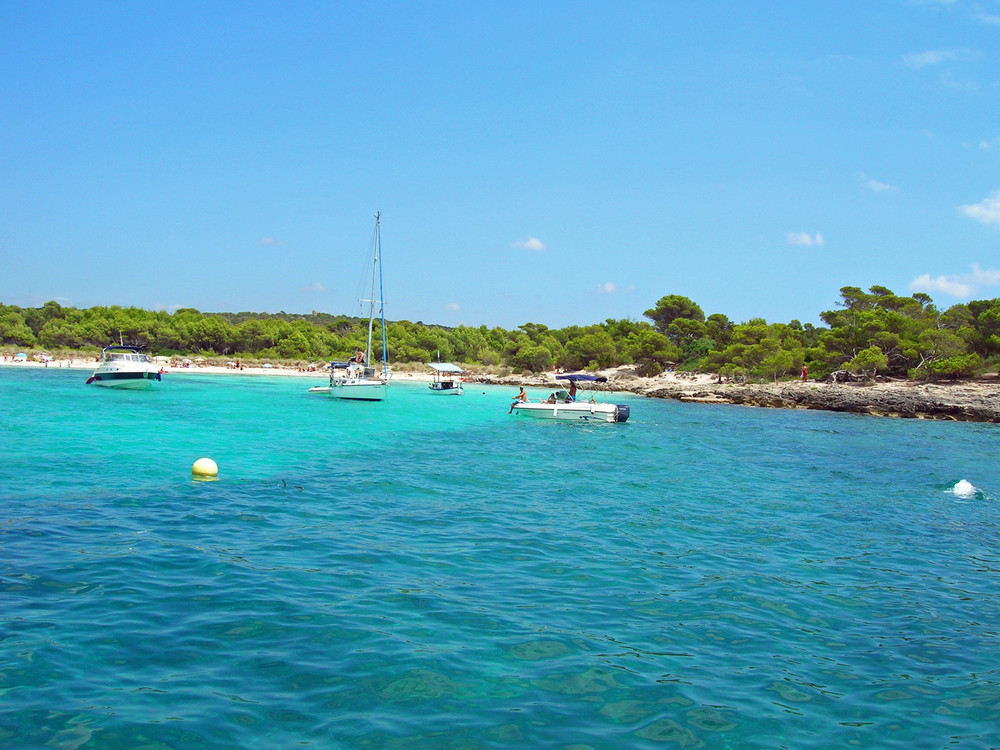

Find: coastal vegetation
2;285;999;382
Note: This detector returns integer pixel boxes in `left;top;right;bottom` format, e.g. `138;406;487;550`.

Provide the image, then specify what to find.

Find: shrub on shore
3;285;999;382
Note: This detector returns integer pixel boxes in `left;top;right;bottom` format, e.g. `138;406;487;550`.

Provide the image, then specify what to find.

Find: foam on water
2;367;1000;749
951;479;978;498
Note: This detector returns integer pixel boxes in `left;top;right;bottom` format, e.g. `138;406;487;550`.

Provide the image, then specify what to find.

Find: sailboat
311;212;390;401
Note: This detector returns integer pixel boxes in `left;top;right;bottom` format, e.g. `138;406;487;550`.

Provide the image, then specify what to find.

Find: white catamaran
310;213;390;401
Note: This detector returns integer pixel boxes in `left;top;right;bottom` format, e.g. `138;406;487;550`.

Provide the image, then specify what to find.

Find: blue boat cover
556;374;608;383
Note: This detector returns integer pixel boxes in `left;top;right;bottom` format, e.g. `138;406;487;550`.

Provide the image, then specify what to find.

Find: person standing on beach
802;365;808;381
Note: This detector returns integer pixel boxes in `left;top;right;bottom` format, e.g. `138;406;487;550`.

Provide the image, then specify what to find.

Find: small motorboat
427;362;465;395
508;374;630;423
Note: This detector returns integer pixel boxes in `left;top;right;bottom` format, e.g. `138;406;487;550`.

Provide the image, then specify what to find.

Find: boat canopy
103;345;146;353
556;373;608;383
427;362;465;373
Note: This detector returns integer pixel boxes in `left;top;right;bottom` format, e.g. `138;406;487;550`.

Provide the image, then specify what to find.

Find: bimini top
102;345;147;353
427;362;465;373
556;373;608;383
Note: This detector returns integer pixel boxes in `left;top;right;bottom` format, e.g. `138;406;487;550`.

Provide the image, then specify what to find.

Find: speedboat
86;345;162;389
427;362;465;394
508;374;630;423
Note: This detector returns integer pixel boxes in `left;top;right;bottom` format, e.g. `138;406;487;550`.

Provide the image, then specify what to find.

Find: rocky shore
473;370;1000;423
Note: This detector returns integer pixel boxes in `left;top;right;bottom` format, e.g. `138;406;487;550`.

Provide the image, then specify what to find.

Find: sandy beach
4;358;999;422
0;357;438;381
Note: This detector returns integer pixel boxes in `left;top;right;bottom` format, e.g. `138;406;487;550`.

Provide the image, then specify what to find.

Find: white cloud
972;265;1000;285
865;177;897;193
446;302;460;312
300;282;326;292
979;136;1000;150
787;232;824;246
902;48;969;68
960;191;1000;227
910;264;1000;298
511;237;546;251
939;70;979;91
910;273;974;297
912;1;1000;26
596;282;616;294
903;50;949;68
260;236;286;246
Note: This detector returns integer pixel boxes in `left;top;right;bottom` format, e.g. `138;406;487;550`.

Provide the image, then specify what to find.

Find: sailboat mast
377;214;388;374
365;212;380;365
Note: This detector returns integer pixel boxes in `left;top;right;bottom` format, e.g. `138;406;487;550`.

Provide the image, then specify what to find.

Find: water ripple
2;371;999;748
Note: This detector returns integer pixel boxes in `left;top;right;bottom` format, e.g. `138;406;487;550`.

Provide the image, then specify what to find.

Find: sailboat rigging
310;212;390;401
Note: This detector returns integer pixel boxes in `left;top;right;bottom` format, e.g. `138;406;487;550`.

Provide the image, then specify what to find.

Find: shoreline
4;359;999;423
459;368;1000;423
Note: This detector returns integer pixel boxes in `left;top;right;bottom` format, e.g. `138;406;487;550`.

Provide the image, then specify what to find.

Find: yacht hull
88;366;160;389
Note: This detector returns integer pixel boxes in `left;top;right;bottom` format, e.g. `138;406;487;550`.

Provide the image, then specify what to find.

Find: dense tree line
2;286;999;381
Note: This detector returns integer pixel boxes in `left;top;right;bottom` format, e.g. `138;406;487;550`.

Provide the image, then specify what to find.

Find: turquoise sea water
2;366;999;749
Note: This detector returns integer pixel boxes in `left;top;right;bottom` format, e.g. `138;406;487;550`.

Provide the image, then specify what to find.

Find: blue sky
2;1;999;329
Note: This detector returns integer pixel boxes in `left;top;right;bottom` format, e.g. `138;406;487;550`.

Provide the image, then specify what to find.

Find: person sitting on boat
566;382;578;402
508;387;528;413
354;350;365;364
545;393;557;403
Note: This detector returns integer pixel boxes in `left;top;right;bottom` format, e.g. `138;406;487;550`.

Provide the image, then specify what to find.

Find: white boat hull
89;369;160;389
328;379;387;401
511;401;629;423
428;382;463;395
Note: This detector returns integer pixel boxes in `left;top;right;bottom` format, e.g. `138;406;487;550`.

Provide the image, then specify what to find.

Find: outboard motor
614;404;630;422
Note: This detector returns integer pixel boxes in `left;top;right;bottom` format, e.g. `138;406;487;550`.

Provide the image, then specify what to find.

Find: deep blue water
2;365;999;749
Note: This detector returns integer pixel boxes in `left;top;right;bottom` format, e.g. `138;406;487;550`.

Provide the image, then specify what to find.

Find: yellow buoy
192;457;219;478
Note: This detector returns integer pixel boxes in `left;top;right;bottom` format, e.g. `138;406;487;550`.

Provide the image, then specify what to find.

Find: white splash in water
951;479;977;498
